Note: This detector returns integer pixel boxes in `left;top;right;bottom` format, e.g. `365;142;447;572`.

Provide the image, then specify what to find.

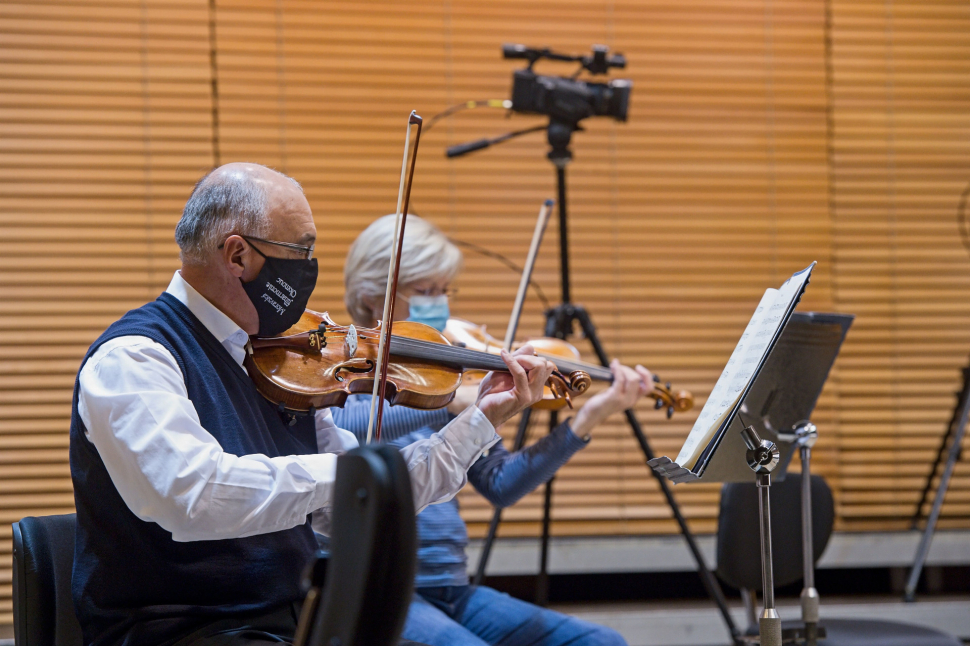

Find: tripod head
546;121;578;167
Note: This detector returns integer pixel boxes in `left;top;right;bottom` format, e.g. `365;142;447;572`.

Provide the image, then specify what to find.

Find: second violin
445;318;693;418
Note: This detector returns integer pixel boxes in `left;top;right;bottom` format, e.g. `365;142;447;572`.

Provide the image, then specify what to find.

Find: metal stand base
780;622;827;646
760;611;782;646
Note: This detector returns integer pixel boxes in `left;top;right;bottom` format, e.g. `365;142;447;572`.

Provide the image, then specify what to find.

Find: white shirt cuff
439;405;501;467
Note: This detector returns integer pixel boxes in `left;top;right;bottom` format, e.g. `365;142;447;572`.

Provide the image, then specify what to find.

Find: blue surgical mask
407;294;450;332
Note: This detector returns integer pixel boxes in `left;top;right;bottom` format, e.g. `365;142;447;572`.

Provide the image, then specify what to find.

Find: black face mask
241;243;318;337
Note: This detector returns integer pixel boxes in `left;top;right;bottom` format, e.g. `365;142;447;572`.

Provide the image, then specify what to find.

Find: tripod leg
626;409;740;641
473;408;534;585
536;409;558;606
911;366;970;529
572;307;741;643
905;382;970;601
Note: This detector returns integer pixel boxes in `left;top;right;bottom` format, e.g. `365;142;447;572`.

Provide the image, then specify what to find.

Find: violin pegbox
649;375;694;419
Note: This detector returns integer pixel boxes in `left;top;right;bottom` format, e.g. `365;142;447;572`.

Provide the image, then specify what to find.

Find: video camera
503;43;632;124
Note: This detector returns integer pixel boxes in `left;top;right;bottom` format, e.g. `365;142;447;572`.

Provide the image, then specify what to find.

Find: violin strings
298;328;615;380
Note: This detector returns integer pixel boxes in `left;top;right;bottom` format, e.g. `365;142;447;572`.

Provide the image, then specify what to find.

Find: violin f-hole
332;359;375;382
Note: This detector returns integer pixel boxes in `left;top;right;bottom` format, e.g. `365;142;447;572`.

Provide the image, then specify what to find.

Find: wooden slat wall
0;0;211;623
829;0;970;530
212;0;833;538
0;0;966;626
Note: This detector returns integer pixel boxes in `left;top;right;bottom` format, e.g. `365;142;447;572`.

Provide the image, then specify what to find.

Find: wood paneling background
0;0;968;624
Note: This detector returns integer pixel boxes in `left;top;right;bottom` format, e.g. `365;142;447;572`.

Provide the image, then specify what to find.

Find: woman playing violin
333;213;654;646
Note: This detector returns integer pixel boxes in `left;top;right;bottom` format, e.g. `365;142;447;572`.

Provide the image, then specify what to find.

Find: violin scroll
650;375;694;419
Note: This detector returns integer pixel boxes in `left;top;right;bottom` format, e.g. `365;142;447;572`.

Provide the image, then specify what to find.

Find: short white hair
175;164;302;265
344;214;463;325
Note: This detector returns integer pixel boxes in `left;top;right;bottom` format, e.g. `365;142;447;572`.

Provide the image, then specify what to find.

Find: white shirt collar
165;272;249;366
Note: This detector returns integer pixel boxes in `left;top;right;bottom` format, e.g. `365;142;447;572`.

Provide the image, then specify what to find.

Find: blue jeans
402;585;627;646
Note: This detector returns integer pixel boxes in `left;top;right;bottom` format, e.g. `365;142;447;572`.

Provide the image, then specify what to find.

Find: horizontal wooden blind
0;0;968;626
212;0;834;539
0;0;212;623
829;0;970;530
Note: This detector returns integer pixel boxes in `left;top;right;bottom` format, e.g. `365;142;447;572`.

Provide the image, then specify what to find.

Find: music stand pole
741;425;782;646
796;422;820;646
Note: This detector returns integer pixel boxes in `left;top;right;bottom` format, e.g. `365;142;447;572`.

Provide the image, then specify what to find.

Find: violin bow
365;110;424;444
502;199;553;351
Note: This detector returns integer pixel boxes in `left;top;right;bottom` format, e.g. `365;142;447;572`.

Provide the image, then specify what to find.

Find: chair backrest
12;513;83;646
302;444;417;646
715;473;834;592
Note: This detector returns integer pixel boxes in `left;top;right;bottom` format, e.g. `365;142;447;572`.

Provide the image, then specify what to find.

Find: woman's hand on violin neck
571;361;653;439
475;344;557;429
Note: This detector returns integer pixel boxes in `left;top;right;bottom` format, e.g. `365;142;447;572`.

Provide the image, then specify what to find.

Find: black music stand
650;265;832;646
748;312;852;646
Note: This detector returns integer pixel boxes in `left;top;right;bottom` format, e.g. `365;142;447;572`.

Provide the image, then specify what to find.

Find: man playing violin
69;163;557;646
333;213;654;646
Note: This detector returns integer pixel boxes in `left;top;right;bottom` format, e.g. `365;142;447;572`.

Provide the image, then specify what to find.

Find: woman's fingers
512;342;535;357
501;349;529;386
635;365;654;394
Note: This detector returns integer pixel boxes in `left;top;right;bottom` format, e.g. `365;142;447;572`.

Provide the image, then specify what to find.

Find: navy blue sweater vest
69;293;318;646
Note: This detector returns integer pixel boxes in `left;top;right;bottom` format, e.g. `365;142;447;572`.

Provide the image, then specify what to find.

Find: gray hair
344;214;463;325
174;165;301;264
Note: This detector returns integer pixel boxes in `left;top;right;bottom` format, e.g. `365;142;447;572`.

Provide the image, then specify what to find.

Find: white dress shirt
77;272;500;542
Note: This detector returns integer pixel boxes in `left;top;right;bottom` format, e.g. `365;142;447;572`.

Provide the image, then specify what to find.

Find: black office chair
12;513;83;646
296;445;417;646
716;473;962;646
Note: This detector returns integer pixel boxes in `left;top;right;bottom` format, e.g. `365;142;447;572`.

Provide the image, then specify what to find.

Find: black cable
448;237;551;309
425;99;512;132
957;180;970;261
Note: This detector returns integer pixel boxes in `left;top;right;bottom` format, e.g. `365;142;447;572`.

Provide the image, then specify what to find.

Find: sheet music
675;265;813;469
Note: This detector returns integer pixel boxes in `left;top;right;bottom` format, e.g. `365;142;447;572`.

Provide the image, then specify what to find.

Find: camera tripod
470;119;741;644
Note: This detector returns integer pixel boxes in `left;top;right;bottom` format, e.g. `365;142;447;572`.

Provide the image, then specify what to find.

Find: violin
244;310;693;418
445;318;693;418
245;309;591;414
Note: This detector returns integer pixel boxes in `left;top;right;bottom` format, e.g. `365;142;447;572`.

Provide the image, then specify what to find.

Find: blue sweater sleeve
330;396;588;509
467;420;588;508
329;395;453;447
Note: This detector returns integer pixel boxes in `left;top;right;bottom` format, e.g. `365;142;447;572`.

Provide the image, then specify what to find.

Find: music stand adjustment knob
741;425;779;474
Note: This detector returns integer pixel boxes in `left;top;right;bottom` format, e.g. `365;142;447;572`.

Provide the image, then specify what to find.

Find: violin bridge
346;325;358;358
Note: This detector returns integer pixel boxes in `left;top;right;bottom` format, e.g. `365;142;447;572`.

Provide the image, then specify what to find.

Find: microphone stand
451;119;742;645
